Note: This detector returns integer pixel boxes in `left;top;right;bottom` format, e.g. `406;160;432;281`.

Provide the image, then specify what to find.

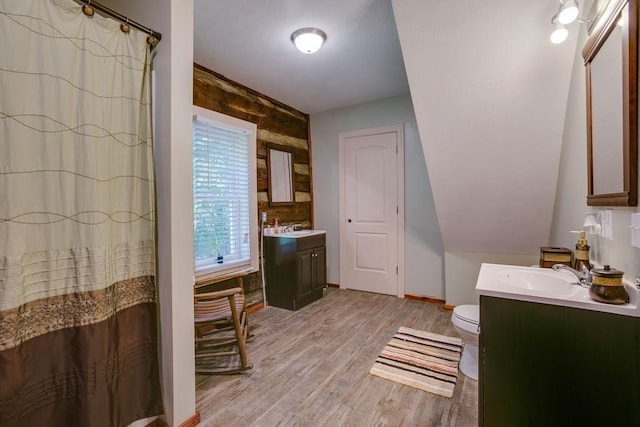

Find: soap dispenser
571;230;592;272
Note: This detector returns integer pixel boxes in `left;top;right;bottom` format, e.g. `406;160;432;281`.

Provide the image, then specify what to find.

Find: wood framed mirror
267;143;295;206
583;0;638;206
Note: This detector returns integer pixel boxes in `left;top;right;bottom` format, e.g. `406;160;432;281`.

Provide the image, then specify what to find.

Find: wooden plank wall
193;63;313;307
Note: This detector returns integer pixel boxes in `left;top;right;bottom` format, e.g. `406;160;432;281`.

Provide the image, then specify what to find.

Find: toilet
451;304;480;380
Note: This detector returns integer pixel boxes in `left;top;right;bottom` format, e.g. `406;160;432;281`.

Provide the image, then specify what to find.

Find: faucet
282;223;303;232
552;264;591;288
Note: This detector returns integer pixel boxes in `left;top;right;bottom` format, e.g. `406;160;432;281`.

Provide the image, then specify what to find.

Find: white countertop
476;263;640;317
265;230;326;239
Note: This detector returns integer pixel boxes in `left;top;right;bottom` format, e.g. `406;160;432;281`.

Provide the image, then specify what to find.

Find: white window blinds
192;108;258;278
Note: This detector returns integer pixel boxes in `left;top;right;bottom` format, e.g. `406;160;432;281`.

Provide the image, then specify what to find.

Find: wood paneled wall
193;64;313;306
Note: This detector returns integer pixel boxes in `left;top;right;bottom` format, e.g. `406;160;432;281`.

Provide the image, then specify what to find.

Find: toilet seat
452;305;479;334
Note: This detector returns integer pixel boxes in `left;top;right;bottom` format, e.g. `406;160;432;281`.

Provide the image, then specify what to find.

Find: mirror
267;143;295;205
583;0;638;206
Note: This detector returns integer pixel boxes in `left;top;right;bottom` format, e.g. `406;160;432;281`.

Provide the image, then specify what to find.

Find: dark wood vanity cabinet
479;296;640;427
264;233;326;311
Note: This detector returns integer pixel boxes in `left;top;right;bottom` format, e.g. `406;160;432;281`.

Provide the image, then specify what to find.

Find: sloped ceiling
392;0;581;255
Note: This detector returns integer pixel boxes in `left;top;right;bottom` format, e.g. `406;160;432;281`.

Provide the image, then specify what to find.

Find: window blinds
193;115;252;274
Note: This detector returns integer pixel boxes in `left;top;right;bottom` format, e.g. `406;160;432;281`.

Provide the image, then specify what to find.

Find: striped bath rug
369;327;463;398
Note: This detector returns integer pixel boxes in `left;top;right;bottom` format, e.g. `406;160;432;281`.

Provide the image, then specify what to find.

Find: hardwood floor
196;288;478;426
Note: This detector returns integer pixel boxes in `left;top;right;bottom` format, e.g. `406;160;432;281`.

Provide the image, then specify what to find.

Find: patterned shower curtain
0;1;163;425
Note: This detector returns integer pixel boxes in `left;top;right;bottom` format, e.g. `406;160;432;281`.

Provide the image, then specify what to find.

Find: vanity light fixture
558;0;580;24
549;0;591;44
291;28;327;54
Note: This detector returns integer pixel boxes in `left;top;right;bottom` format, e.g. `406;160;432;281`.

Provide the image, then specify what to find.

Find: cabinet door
480;296;640;427
312;246;326;290
297;249;314;299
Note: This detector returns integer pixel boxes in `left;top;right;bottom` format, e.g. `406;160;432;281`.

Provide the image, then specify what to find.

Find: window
192;106;258;280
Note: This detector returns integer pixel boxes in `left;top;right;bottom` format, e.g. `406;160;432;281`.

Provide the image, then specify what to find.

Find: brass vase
589;265;629;305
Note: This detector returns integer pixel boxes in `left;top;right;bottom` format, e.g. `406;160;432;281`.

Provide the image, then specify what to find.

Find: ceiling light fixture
558;0;580;24
549;0;586;45
291;28;327;54
550;16;569;44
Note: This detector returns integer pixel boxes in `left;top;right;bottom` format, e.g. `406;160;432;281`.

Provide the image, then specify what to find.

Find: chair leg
194;290;253;375
229;294;249;369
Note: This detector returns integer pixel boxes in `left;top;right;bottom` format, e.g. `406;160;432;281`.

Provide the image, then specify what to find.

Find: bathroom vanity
476;264;640;427
264;230;326;311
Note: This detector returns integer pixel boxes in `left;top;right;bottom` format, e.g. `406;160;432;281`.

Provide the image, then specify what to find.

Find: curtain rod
80;0;162;47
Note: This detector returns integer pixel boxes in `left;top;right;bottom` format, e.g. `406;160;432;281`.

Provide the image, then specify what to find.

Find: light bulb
558;0;579;25
550;22;569;44
291;28;327;54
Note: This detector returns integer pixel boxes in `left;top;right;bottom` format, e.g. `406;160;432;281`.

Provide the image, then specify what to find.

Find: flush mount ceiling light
291;28;327;54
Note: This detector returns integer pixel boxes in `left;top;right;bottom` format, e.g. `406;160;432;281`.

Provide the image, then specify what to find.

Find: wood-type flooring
196;288;478;426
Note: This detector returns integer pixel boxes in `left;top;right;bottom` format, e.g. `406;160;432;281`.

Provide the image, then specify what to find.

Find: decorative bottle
572;231;592;272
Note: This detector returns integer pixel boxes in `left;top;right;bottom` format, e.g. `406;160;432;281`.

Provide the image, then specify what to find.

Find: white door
339;124;404;297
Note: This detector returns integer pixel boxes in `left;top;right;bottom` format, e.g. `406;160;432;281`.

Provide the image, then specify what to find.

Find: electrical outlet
260;212;267;223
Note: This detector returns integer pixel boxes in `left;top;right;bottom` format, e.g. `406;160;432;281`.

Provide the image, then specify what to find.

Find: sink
282;230;312;236
268;230;326;239
476;263;640;317
497;269;579;297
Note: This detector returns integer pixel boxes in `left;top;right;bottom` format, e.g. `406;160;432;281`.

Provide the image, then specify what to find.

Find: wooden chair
194;278;253;374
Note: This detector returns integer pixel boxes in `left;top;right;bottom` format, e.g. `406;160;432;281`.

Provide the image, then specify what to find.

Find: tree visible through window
192;106;258;279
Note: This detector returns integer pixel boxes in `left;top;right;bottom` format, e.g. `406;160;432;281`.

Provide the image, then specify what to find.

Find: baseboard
246;302;265;314
147;412;200;427
404;294;446;304
404;294;455;310
178;412;201;427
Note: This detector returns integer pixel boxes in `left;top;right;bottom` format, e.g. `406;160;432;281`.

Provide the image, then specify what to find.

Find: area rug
369;327;463;398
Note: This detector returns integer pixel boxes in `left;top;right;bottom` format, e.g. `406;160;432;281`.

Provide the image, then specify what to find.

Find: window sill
195;269;251;289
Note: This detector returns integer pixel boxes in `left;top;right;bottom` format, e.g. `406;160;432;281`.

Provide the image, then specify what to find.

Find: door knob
347;218;352;223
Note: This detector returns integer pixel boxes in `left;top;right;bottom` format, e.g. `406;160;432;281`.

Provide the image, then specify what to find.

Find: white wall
551;22;640;281
444;252;539;306
99;1;196;426
311;94;445;298
446;20;640;306
391;0;582;306
391;0;578;258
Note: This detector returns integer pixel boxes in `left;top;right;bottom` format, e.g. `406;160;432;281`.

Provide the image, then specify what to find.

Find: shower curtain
0;1;163;425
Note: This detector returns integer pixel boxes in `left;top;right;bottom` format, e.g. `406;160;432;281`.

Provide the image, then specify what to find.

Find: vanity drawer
295;233;326;251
